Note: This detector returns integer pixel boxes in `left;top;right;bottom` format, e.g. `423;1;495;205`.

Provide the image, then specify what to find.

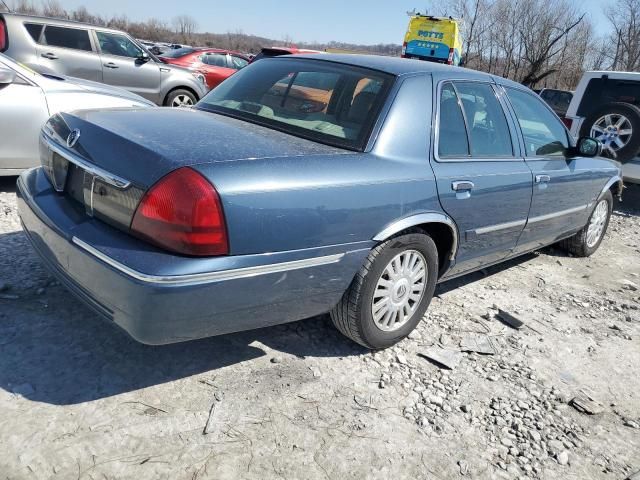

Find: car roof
279;53;527;87
0;12;126;35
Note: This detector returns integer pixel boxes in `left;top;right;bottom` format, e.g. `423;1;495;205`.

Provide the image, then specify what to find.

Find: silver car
0;53;154;175
0;13;208;106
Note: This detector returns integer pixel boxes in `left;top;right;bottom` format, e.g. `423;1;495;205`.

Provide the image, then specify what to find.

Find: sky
49;0;612;45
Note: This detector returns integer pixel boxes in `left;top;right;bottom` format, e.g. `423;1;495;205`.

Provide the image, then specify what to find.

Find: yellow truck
401;15;463;66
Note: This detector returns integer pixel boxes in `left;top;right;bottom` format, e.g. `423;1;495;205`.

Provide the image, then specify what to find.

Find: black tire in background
580;102;640;163
164;89;197;107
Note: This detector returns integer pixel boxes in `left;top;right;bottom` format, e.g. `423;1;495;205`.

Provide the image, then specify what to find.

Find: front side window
42;26;92;51
506;87;569;157
96;32;143;58
229;55;248;70
197;58;394;150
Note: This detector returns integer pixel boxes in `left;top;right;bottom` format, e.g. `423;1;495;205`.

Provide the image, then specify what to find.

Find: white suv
564;71;640;183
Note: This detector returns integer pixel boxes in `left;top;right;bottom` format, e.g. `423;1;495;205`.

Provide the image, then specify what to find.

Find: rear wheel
331;233;438;349
165;89;197;108
581;102;640;162
559;191;612;257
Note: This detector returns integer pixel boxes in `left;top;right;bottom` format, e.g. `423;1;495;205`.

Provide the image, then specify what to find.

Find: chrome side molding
72;236;348;286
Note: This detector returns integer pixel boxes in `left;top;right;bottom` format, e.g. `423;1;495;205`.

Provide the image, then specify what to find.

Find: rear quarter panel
193;73;443;255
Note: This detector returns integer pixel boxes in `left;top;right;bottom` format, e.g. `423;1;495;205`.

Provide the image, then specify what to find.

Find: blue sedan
17;55;622;349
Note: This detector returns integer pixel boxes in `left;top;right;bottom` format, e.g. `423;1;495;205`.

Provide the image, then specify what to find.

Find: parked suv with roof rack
564;71;640;183
0;13;208;106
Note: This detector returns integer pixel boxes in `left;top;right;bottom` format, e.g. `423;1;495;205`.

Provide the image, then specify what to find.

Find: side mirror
137;52;150;62
0;67;16;85
576;136;603;157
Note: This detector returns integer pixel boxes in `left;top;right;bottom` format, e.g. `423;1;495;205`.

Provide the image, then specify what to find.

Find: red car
159;47;250;90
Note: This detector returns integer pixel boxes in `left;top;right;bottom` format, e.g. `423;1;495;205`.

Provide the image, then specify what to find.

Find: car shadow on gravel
0;228;365;405
0;176;17;194
615;182;640;216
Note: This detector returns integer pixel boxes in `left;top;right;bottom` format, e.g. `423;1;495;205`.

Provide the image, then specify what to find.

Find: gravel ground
0;176;638;480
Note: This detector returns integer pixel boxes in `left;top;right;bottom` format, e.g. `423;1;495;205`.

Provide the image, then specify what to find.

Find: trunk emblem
67;129;81;148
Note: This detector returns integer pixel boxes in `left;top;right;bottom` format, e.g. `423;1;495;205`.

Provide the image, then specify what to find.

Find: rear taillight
401;42;407;58
131;167;228;256
0;18;7;52
562;117;573;130
447;48;454;65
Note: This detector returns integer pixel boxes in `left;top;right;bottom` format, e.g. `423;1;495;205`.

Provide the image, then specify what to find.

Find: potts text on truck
401;15;462;66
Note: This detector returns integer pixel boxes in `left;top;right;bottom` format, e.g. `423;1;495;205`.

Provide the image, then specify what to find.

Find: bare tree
172;14;198;44
41;0;66;19
605;0;640;71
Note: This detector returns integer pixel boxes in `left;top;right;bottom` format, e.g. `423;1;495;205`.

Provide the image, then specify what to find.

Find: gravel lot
0;176;638;480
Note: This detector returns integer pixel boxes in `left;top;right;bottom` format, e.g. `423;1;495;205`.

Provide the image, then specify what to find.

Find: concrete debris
419;347;463;370
570;392;604;415
460;334;497;355
496;309;524;329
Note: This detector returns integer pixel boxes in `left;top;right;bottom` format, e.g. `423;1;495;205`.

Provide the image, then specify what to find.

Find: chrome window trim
433;79;521;163
72;236;350;286
42;132;131;189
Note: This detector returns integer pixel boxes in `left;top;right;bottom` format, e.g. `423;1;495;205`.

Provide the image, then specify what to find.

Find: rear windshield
197;58;394;150
160;47;195;58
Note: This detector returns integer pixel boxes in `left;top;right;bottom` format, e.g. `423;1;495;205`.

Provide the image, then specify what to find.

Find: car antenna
0;0;12;12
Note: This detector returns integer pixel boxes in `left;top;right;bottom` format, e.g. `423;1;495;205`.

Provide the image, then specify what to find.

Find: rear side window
201;53;228;67
455;82;513;157
0;17;6;52
438;83;469;157
506;87;569;157
438;81;513;158
577;78;640;117
42;26;92;51
24;23;44;42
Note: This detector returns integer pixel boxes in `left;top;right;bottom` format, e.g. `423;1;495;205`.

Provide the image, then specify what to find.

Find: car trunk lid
40;107;344;238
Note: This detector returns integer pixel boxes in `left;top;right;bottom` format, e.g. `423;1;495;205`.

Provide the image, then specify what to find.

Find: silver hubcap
372;250;427;332
586;199;608;248
591;114;633;157
171;94;194;107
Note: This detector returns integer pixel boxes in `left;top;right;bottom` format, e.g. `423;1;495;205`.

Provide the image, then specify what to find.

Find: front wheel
559;191;613;257
331;232;438;349
165;89;197;108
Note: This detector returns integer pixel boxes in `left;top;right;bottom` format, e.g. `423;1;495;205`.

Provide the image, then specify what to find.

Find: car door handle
535;175;551;184
452;181;475;191
41;52;58;60
103;63;119;69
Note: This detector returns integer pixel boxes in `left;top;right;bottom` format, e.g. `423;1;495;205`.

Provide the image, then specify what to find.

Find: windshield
196;58;394;150
160;47;196;58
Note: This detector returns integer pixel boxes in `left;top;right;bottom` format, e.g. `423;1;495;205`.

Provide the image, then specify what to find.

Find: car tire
580;102;640;163
559;190;613;257
330;232;438;349
165;89;197;108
